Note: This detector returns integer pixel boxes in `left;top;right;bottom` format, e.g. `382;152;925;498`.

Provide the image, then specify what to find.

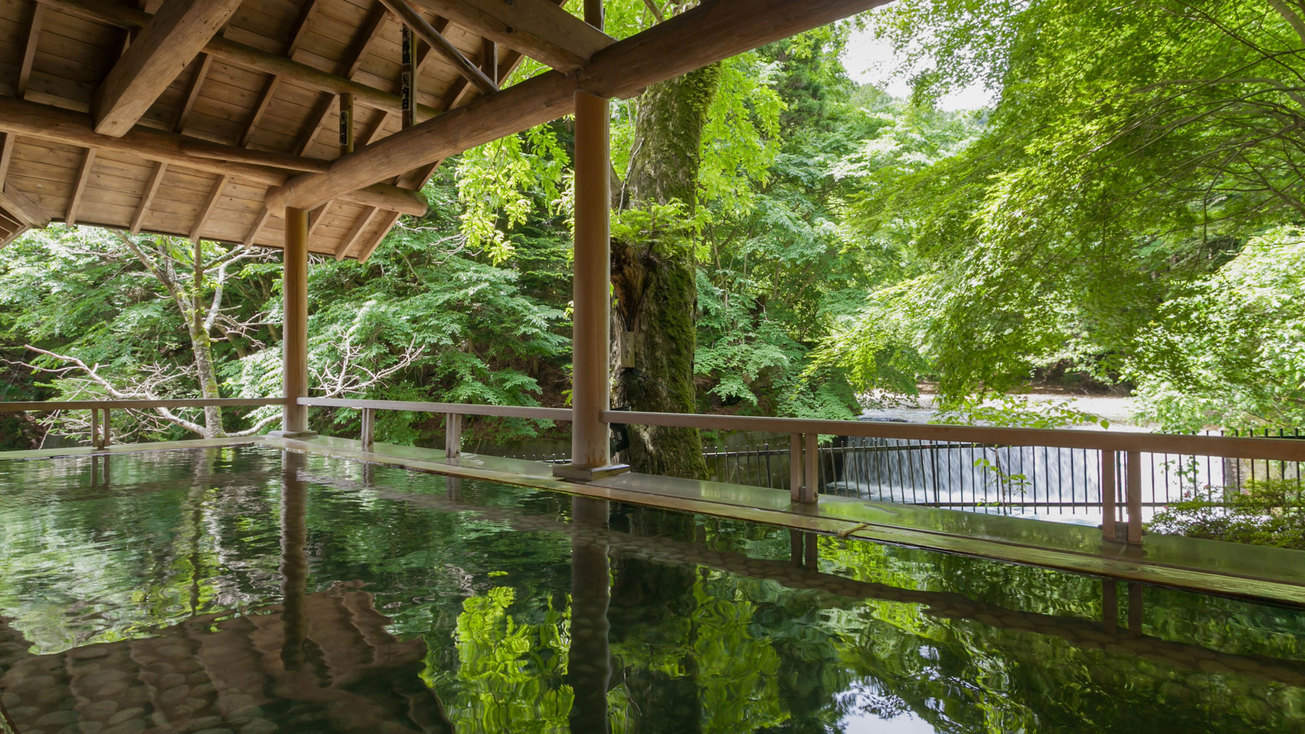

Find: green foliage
1129;226;1305;431
1148;479;1305;550
934;394;1109;430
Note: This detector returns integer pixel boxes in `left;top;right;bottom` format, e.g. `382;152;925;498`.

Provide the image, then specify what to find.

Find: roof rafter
0;184;50;228
379;0;496;95
407;0;612;71
0;97;427;216
131;162;168;234
91;0;244;137
268;0;892;213
17;4;43;98
66;149;98;225
44;0;441;119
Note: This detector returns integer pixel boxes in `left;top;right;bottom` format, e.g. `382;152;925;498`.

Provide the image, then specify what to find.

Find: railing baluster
1127;450;1144;544
445;412;462;458
789;433;803;502
1101;449;1117;542
360;407;375;450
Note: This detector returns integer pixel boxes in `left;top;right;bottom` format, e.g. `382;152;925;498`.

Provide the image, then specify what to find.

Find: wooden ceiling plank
172;53;214;133
45;0;442;120
0;97;427;216
379;0;496;95
0;184;51;227
269;0;891;211
92;0;245;137
131;161;168;233
17;4;44;98
334;206;376;260
66;148;98;226
241;204;271;246
189;174;228;241
406;0;612;72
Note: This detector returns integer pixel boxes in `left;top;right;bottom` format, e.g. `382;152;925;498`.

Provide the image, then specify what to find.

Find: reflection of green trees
430;586;573;733
4;448;1305;732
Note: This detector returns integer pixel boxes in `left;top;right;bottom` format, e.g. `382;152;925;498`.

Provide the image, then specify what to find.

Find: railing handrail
298;396;572;422
0;398;287;413
604;410;1305;462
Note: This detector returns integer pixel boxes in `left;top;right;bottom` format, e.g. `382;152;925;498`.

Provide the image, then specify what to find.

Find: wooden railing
297;397;569;459
0;398;287;449
299;397;1305;546
10;395;1304;548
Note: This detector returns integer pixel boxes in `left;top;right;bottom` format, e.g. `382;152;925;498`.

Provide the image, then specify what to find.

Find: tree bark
611;65;720;479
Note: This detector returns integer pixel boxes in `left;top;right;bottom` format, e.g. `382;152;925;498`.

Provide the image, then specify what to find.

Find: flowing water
0;446;1303;733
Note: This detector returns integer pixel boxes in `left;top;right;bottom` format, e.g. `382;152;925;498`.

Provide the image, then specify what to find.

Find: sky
840;27;995;111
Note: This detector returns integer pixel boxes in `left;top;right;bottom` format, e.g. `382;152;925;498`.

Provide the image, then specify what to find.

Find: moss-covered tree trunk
611;65;720;480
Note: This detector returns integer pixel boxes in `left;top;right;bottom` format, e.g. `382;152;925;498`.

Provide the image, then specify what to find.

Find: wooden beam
17;4;43;98
307;203;330;238
172;53;213;133
267;71;574;211
379;0;497;95
242;205;271;246
92;0;244;137
66;149;98;226
407;0;612;71
0;97;427;216
131;162;167;234
46;0;441;120
190;174;228;242
0;227;30;250
0;134;14;182
0;184;50;227
333;206;376;260
268;0;891;211
579;0;895;99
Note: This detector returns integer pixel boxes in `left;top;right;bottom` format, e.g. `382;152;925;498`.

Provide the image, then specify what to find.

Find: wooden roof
0;0;885;260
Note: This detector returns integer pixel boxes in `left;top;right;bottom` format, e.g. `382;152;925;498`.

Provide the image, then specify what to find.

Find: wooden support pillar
566;87;612;473
282;207;310;433
555;3;626;482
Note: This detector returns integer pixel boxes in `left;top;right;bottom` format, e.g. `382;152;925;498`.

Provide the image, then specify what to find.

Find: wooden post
1102;579;1118;634
90;406;100;449
1127;582;1144;635
101;408;110;448
445;412;461;458
789;433;803;502
559;0;617;480
400;25;416;128
1101;449;1117;541
1126;450;1143;544
803;432;819;503
360;407;374;450
338;92;354;155
282;207;309;434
